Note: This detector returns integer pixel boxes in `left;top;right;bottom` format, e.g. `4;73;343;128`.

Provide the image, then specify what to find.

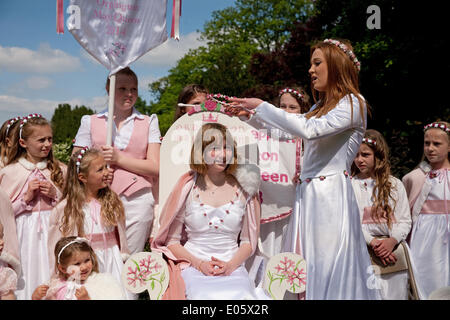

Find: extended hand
228;97;263;110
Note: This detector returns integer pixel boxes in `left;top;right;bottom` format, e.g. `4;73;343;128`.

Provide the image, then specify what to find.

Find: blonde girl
73;67;161;254
32;236;124;300
402;121;450;299
153;123;268;299
228;38;380;299
352;129;415;299
0;114;65;300
48;148;130;298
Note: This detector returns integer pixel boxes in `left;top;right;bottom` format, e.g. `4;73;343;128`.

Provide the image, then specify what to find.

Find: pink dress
5;158;59;300
0;263;17;297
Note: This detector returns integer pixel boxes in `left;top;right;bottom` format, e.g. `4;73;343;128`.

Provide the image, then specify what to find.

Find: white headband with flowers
279;88;304;101
323;39;361;71
19;113;43;140
76;147;89;173
5;116;21;137
423;122;450;133
362;137;377;146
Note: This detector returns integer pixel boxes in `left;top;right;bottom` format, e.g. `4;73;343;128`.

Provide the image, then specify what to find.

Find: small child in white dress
48;148;131;299
32;236;125;300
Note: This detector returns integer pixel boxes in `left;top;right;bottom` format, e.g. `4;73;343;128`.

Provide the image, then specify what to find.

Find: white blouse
73;107;161;150
352;175;412;244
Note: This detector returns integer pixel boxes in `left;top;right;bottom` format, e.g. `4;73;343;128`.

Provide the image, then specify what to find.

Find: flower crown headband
423;122;450;133
323;39;361;71
362;137;377;147
5;116;21;137
19;114;43;140
57;237;90;264
76;147;89;173
279;88;304;101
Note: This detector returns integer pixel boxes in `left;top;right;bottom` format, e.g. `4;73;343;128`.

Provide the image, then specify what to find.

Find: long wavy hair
352;129;397;229
308;39;369;124
59;148;124;236
0;118;20;166
9;116;64;190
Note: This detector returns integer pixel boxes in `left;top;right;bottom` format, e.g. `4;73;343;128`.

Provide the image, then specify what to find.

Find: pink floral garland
323;39;361;71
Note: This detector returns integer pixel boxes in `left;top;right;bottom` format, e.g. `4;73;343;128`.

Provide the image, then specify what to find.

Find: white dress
82;200;130;299
248;95;380;299
179;183;269;300
11;159;55;300
74;107;161;254
352;175;414;299
409;168;450;299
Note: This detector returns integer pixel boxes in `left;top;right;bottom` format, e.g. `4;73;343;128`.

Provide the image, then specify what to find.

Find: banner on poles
67;0;168;75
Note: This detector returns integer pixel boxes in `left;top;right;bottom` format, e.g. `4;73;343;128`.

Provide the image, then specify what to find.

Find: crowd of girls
0;38;448;300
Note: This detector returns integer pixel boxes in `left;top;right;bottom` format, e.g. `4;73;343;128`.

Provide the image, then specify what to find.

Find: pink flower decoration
205;100;217;111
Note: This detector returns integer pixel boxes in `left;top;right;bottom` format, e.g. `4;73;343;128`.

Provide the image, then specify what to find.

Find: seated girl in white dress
152;122;269;300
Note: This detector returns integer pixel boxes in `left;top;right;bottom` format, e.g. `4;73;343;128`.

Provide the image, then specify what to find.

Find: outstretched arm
230;96;366;140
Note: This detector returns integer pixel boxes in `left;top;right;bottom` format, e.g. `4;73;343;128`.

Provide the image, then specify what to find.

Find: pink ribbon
56;0;64;34
171;0;182;40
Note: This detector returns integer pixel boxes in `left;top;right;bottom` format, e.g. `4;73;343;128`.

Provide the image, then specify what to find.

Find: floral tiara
423;122;450;133
19;113;43;140
76;147;89;173
323;39;361;71
5;116;21;137
279;88;304;101
362;137;377;146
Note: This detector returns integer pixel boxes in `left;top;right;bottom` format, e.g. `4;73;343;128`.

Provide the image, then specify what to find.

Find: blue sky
0;0;236;124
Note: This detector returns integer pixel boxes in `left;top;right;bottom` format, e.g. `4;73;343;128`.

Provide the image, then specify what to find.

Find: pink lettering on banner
260;152;278;162
96;0;139;12
261;171;288;183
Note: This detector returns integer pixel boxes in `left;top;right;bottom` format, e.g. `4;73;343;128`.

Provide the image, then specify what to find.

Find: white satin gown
180;184;269;300
249;95;381;299
409;168;449;299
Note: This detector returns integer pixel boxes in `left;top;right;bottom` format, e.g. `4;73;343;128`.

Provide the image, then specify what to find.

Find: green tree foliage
51;104;94;144
307;0;449;177
247;0;449;178
144;0;448;177
148;0;314;135
51;103;94;163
